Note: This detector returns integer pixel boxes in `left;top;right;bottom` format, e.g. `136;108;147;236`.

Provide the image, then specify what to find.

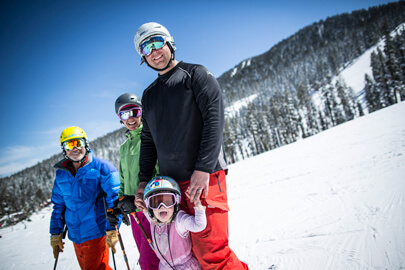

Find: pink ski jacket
147;208;206;269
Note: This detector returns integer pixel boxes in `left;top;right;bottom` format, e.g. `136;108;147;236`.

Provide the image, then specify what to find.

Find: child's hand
194;199;205;210
135;194;147;211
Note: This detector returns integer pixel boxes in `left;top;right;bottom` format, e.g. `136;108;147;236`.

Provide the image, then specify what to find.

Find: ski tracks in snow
228;103;405;269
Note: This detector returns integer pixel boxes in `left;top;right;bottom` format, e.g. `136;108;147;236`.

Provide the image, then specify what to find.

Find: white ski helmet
134;22;176;57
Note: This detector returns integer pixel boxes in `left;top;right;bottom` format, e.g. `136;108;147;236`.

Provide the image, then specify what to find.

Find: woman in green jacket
112;93;159;269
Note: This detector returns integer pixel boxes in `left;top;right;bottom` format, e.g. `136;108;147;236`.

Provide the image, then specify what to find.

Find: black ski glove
116;195;137;214
106;207;120;227
121;211;130;226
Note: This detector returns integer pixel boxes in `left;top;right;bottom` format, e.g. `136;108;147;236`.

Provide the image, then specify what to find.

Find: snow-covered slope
337;22;405;113
340;22;405;95
1;102;404;269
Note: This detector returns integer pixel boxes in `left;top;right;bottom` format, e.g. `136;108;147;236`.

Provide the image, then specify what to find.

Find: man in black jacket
133;22;248;270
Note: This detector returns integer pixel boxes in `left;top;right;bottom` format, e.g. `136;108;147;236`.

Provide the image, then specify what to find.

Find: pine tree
391;27;405;101
297;83;320;137
383;24;402;104
336;79;357;121
224;118;237;164
364;73;380;112
370;49;389;108
285;93;301;143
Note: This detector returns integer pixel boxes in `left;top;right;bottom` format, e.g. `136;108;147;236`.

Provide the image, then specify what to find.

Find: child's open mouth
159;211;168;219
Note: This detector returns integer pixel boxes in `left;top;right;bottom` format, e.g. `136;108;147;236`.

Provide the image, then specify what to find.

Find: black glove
106;207;120;227
117;195;137;214
121;211;130;226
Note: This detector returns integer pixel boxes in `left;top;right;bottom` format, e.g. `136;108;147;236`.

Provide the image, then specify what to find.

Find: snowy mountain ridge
225;21;405;124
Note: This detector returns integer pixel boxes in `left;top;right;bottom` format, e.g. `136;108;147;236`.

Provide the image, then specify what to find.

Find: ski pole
116;196;155;253
102;195;122;270
130;212;155;253
116;225;130;270
53;247;60;270
53;224;67;270
111;243;117;270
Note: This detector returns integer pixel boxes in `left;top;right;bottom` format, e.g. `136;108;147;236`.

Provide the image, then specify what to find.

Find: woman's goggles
63;138;86;151
146;193;179;210
118;107;142;120
140;36;166;56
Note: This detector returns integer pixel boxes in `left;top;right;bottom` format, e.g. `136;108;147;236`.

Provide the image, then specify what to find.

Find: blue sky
0;0;395;176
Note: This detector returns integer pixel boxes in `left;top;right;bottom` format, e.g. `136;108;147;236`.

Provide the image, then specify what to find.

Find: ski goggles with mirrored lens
117;107;142;120
63;138;86;151
145;193;179;210
140;36;166;56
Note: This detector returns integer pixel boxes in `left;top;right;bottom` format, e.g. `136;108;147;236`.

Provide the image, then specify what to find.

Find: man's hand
50;234;64;259
106;230;118;254
186;170;209;203
135;182;147;211
106;207;120;227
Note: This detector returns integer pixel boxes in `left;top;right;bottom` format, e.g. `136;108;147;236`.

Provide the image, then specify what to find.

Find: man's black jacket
139;61;227;182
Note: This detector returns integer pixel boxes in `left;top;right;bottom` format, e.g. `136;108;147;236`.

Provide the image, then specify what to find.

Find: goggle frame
62;138;86;151
145;192;180;210
140;36;166;56
118;107;142;121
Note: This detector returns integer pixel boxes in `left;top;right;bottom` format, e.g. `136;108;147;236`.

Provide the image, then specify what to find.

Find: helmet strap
63;150;88;164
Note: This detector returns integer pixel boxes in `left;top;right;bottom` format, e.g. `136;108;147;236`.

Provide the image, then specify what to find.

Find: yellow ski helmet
60;126;87;144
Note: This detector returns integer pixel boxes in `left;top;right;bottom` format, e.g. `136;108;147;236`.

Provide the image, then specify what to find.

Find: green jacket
118;125;158;197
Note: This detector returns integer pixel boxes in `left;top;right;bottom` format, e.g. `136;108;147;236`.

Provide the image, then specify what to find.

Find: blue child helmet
144;176;181;221
144;176;181;200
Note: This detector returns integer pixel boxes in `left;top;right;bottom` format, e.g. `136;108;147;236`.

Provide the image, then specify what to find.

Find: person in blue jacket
49;126;120;269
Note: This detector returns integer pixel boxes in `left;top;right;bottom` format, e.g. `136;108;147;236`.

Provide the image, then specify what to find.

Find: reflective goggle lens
140;36;165;56
118;107;142;120
147;193;176;210
63;138;85;151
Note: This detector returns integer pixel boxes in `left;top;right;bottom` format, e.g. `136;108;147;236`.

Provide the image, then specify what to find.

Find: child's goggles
145;193;179;210
63;138;86;151
140;36;166;56
117;107;142;120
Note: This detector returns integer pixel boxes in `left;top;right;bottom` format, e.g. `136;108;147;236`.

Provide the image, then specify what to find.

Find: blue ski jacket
49;151;120;244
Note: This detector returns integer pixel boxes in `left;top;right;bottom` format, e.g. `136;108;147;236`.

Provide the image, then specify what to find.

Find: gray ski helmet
134;22;176;57
115;93;142;114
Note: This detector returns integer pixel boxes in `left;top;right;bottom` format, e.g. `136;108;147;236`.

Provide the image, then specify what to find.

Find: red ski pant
130;211;160;269
73;235;112;270
179;170;249;270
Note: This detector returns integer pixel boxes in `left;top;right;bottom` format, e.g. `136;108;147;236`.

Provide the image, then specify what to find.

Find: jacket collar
54;151;93;174
125;124;143;140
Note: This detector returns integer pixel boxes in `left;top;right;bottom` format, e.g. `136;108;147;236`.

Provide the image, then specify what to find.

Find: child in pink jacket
142;176;206;270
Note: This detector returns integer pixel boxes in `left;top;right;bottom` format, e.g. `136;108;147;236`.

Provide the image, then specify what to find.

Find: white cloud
0;158;41;177
0;143;60;177
0;146;36;164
